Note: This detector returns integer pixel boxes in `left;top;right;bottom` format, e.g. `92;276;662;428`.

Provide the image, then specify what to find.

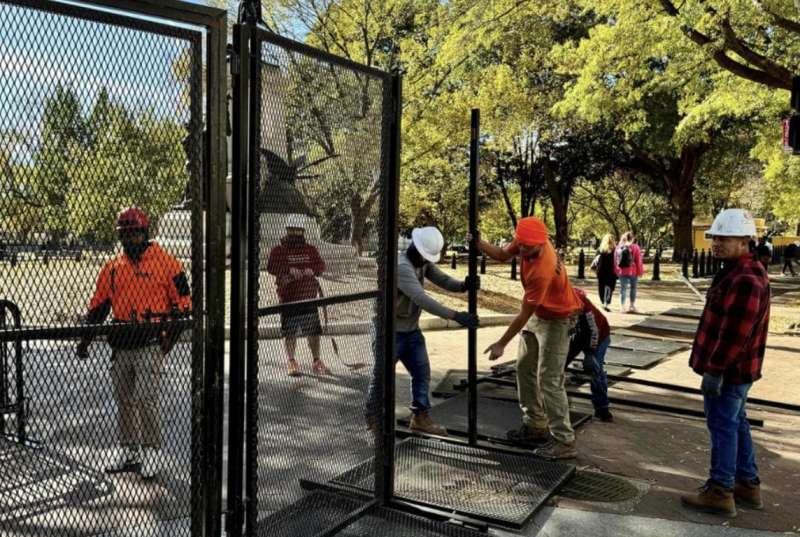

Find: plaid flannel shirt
689;254;770;384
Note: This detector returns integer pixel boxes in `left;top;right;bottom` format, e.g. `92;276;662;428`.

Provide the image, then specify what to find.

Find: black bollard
11;252;18;267
652;248;661;281
692;249;699;278
682;252;689;279
699;249;706;277
578;249;586;279
706;249;713;275
480;254;486;275
511;256;517;280
451;252;457;269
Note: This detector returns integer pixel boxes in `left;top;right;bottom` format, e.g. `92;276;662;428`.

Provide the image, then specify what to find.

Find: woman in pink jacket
614;231;645;313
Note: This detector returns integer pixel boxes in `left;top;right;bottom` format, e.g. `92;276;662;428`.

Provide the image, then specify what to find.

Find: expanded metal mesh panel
245;31;393;536
256;491;366;537
0;2;205;535
334;437;574;527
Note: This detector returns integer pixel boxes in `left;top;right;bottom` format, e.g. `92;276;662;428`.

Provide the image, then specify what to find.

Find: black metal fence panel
0;1;216;535
237;27;395;537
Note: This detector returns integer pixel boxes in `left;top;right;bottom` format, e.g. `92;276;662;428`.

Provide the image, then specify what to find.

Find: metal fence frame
228;17;400;537
0;1;227;536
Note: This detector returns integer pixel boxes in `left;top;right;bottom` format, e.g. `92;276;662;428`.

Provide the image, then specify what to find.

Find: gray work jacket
396;252;463;333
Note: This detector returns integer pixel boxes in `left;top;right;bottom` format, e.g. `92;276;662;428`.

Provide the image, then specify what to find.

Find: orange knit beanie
515;217;549;245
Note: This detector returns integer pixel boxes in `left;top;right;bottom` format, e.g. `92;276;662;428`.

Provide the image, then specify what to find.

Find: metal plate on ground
396;393;591;444
603;347;667;369
339;506;486;536
569;361;632;377
333;437;575;528
610;335;690;355
431;369;491;399
660;307;703;320
627;317;698;338
256;490;367;537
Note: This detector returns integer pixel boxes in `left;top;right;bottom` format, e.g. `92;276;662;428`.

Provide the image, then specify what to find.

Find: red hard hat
116;207;149;231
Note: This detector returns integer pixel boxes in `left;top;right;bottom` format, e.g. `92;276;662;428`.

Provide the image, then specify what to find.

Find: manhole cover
559;470;640;503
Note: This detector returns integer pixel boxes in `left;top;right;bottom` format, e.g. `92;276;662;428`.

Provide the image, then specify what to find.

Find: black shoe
594;408;613;422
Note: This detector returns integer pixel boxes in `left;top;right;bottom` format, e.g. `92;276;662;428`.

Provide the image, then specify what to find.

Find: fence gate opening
0;1;227;536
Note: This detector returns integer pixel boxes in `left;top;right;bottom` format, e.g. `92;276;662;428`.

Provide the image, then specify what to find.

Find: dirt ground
410;272;800;534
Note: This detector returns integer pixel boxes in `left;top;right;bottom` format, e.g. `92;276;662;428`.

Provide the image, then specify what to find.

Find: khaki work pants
111;345;164;448
516;315;576;444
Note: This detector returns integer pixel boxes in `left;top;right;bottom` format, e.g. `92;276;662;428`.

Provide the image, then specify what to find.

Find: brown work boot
534;440;577;460
734;478;763;510
507;424;550;446
680;480;737;518
409;411;448;436
287;359;301;377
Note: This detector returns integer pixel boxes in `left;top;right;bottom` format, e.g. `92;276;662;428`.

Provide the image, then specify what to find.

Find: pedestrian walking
266;214;330;377
473;217;583;459
614;231;644;313
680;209;770;518
76;207;192;480
591;233;617;312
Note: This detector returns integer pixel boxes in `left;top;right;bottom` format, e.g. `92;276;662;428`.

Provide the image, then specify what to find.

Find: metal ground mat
333;437;575;528
396;393;591;444
609;335;690;354
626;317;698;338
603;347;668;369
255;490;487;537
660;307;703;320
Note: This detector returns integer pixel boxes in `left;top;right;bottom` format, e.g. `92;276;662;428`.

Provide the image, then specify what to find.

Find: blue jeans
704;383;759;488
366;329;431;417
619;276;637;305
395;330;432;413
583;338;610;410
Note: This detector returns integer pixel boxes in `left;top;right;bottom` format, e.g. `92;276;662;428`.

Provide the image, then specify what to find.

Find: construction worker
266;214;330;377
472;217;583;459
681;209;770;518
565;288;612;422
76;207;192;480
368;226;478;435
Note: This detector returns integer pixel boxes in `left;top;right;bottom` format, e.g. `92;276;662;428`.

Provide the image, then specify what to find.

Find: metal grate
334;437;574;527
256;491;368;537
558;470;641;503
339;506;487;537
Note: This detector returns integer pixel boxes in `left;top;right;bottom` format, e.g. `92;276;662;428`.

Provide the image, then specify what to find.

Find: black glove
76;340;90;359
461;275;481;292
700;373;723;398
453;311;479;329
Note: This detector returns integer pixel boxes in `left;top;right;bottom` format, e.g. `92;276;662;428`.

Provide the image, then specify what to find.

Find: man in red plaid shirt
681;209;770;518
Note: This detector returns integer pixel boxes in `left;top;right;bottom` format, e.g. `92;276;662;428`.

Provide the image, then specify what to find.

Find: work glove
461;275;481;292
453;311;479;329
700;373;723;398
76;340;90;359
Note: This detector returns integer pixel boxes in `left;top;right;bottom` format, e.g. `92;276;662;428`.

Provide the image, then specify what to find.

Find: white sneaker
140;447;161;480
106;445;140;474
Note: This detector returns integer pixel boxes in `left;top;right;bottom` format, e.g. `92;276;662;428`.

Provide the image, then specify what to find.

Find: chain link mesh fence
239;30;395;536
0;1;209;535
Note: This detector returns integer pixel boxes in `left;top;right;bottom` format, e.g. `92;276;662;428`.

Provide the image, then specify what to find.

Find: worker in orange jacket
76;207;191;480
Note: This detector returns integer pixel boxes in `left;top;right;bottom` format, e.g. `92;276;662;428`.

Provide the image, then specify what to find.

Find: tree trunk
543;159;571;250
667;153;700;261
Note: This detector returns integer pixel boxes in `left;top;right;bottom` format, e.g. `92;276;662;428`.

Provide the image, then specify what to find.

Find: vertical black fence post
692;249;699;278
467;108;480;446
380;72;402;506
706;249;713;276
511;256;517;280
652;248;661;281
682;252;689;279
451;252;457;269
577;249;586;279
0;305;7;437
226;19;250;537
480;253;486;274
699;249;706;277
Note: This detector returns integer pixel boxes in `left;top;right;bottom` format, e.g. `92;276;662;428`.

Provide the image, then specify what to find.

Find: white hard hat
286;213;305;230
411;226;444;263
705;209;756;239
